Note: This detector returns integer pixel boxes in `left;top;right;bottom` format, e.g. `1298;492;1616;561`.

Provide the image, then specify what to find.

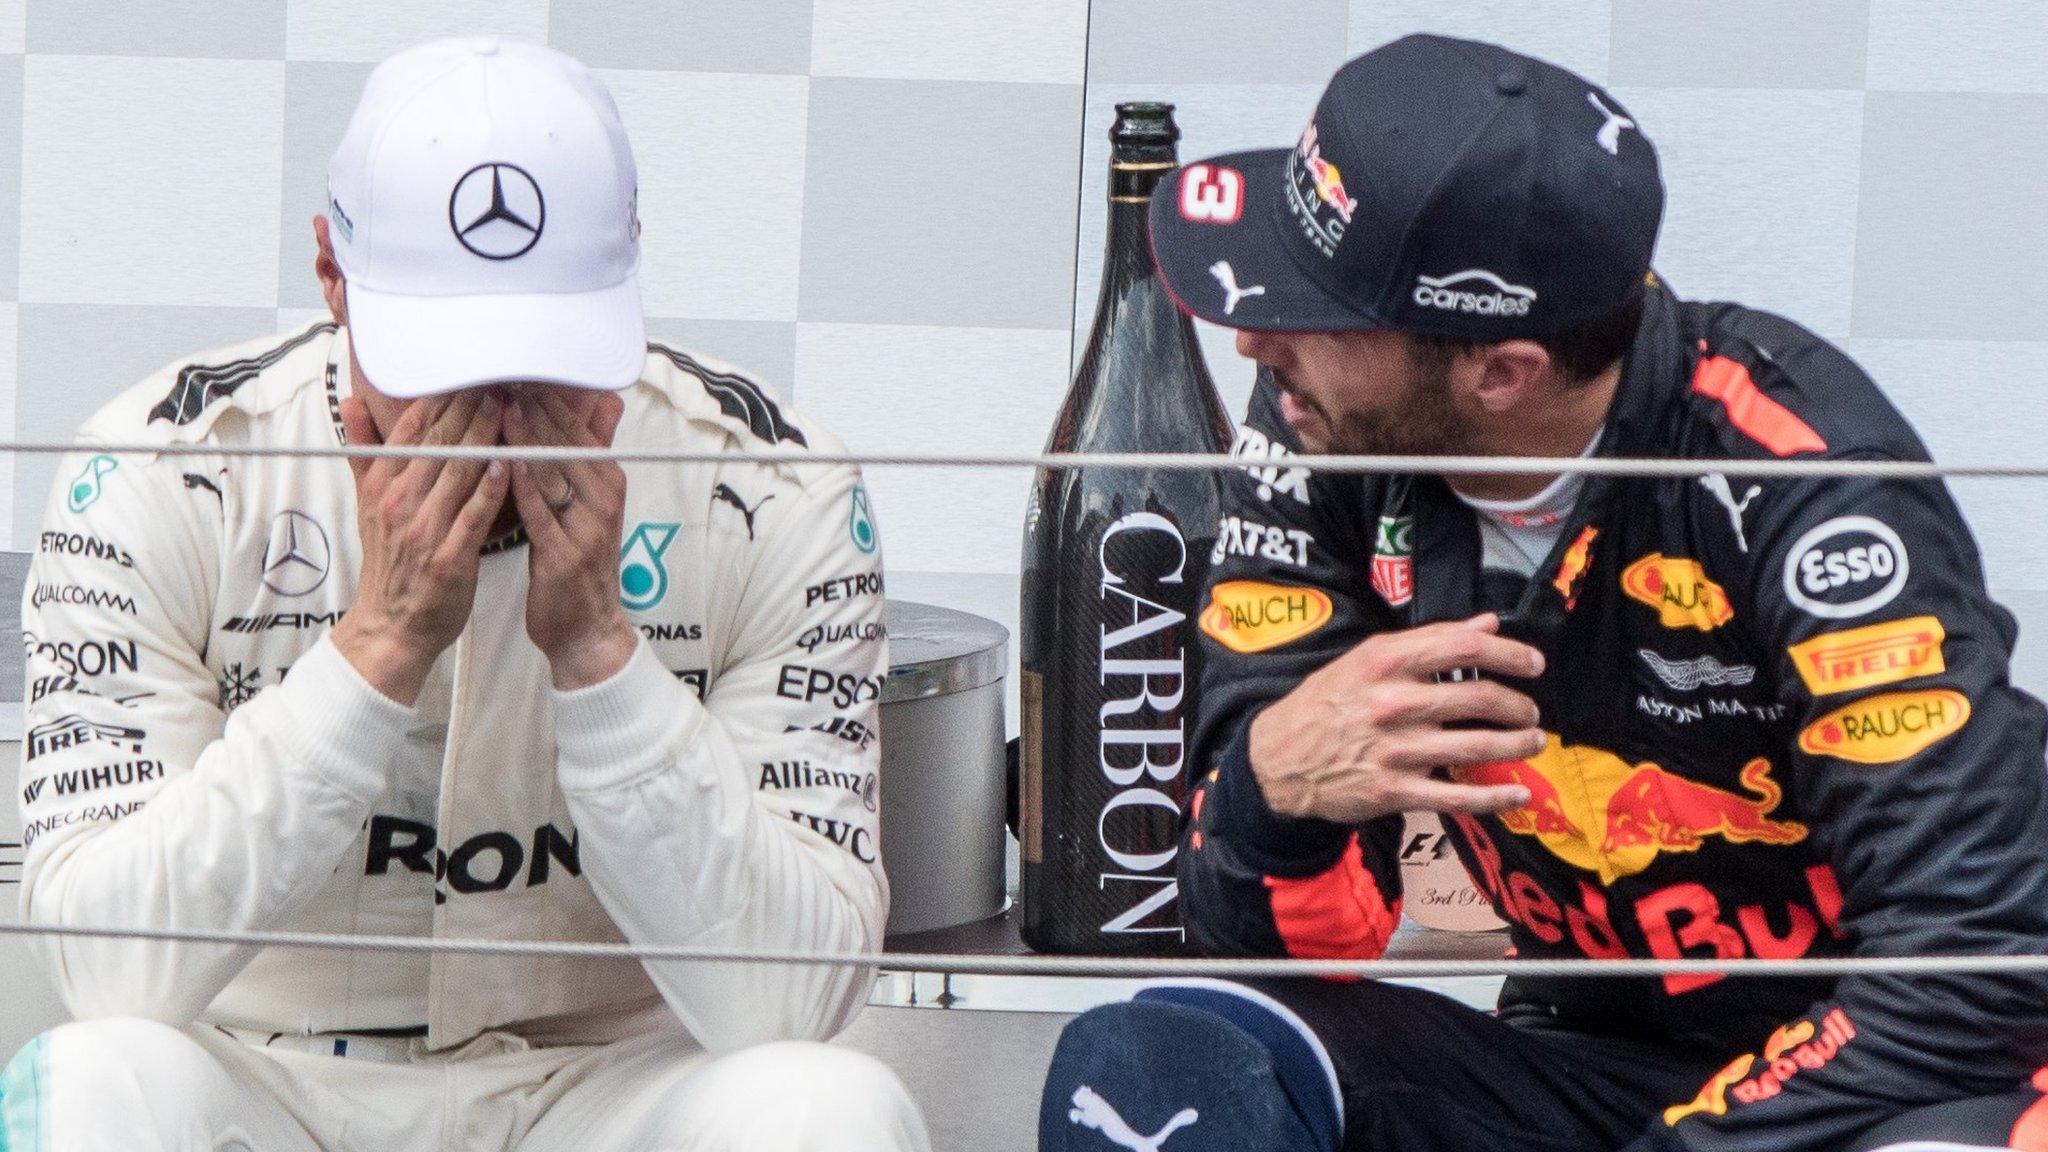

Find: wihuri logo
1412;269;1537;317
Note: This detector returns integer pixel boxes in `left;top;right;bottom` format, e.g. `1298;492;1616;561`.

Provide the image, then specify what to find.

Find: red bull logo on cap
1454;736;1807;885
1306;154;1357;224
1284;122;1354;257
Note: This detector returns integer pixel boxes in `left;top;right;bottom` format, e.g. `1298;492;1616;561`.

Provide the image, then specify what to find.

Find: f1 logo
1178;164;1244;224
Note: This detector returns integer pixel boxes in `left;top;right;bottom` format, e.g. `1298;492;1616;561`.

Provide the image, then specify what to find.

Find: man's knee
5;1019;221;1147
664;1041;930;1152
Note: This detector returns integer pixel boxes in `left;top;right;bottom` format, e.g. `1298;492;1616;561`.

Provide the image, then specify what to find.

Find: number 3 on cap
1179;165;1244;224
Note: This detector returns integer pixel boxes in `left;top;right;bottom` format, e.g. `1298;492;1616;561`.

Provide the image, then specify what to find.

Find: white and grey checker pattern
0;1;2045;690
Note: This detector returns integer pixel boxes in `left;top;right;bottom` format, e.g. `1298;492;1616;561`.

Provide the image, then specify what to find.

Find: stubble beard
1324;355;1467;458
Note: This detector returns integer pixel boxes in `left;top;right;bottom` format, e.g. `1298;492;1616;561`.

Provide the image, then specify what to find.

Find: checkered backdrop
1;0;2045;701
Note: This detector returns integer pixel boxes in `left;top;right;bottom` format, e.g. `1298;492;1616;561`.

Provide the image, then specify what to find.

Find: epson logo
1411;269;1536;318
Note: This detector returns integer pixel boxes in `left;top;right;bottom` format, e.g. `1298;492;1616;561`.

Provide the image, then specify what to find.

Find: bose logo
1783;515;1909;619
1412;269;1537;317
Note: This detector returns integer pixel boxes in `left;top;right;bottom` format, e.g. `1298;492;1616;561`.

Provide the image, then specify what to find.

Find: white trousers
1;1018;932;1152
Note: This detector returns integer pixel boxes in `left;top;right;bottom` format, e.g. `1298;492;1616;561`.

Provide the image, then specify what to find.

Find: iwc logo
448;163;545;260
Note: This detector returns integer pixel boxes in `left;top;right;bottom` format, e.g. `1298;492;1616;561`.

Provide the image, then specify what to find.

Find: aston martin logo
262;511;331;597
448;162;545;260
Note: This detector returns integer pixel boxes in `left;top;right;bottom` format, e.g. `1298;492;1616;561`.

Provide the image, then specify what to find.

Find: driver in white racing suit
2;36;926;1152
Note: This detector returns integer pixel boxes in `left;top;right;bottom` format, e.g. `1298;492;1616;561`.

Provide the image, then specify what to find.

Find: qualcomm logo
619;523;680;612
1068;1086;1199;1152
1412;269;1536;318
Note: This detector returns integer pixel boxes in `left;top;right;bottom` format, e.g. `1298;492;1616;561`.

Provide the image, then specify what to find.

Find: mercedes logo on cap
448;162;545;260
262;511;332;597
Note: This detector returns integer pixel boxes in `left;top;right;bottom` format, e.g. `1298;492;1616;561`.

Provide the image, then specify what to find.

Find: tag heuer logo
1372;514;1413;608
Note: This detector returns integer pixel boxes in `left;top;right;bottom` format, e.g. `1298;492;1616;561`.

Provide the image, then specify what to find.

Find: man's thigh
517;1032;930;1152
1241;979;1728;1152
7;1020;334;1152
1849;1084;2048;1151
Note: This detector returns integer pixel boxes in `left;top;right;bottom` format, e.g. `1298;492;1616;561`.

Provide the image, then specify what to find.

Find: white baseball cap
327;37;645;398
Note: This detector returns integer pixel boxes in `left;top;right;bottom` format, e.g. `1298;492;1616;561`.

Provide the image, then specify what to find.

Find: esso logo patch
1782;515;1909;619
1178;164;1244;224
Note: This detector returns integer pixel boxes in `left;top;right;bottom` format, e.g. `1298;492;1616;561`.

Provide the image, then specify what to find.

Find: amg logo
637;622;702;642
223;610;343;634
27;715;146;760
364;816;581;903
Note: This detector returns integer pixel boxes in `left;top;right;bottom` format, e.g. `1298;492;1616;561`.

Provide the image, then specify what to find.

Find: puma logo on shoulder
711;483;773;540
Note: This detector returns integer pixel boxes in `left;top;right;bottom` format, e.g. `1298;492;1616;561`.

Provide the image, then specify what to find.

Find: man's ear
1470;340;1553;415
313;215;348;327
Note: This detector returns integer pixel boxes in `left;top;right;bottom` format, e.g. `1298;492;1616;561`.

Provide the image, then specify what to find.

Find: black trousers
1242;977;2041;1152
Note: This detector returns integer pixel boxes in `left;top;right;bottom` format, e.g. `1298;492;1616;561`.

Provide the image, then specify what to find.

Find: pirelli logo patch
1200;580;1333;654
1798;689;1969;764
1787;615;1945;697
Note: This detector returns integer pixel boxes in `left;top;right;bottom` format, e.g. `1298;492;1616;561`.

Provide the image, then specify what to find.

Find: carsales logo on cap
1412;269;1537;317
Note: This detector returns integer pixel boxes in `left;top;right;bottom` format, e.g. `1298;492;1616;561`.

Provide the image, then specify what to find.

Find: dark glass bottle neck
1099;160;1170;291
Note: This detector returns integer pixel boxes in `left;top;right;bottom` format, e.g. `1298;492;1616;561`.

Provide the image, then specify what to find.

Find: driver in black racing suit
1039;34;2048;1152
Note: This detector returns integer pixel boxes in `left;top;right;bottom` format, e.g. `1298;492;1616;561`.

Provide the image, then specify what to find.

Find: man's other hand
1248;613;1547;824
506;387;637;691
332;390;510;706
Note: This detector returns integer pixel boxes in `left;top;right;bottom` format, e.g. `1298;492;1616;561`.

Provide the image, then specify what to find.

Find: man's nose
1235;328;1286;365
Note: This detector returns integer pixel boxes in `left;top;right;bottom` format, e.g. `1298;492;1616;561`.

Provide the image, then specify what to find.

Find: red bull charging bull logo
1454;736;1808;885
1285;122;1356;258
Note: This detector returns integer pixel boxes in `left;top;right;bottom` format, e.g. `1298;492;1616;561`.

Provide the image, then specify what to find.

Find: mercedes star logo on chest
262;511;332;597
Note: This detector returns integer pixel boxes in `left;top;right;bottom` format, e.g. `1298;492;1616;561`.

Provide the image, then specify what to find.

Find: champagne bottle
1018;103;1234;955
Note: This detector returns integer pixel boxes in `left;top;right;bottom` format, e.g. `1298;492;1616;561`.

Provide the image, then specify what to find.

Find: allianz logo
1412;269;1537;317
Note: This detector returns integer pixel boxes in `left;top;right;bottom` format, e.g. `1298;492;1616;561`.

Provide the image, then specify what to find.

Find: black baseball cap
1150;34;1664;339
